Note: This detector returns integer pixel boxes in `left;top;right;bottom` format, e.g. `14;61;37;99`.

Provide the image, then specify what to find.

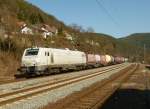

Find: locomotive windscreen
25;49;39;56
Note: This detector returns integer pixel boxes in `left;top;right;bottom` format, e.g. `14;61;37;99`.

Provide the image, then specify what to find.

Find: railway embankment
101;64;150;109
1;63;148;109
42;63;137;109
0;63;130;109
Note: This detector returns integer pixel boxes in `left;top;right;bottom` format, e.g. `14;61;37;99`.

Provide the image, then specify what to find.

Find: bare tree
69;23;85;32
86;27;95;33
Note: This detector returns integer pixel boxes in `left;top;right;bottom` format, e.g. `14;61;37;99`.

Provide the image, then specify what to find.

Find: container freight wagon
114;57;125;64
105;55;114;65
124;58;128;62
120;57;125;63
100;55;107;66
86;54;97;68
95;54;101;67
15;47;87;77
100;55;115;66
110;56;115;64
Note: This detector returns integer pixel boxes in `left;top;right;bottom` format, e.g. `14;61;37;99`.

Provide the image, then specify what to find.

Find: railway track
0;64;126;86
0;64;126;94
0;63;131;109
45;64;138;109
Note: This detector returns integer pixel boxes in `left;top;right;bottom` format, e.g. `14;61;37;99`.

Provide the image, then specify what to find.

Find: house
17;22;33;35
64;31;73;41
41;24;58;38
42;31;53;39
21;26;33;35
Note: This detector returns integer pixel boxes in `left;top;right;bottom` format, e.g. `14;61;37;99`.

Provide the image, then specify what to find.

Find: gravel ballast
0;64;130;109
0;64;126;95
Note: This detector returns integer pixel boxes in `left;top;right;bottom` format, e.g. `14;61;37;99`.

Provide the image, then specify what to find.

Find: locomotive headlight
32;61;37;66
33;60;40;66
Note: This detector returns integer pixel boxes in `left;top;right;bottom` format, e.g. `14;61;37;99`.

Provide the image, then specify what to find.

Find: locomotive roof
26;47;84;53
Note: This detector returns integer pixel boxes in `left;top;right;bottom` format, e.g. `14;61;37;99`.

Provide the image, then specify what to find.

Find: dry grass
0;52;19;77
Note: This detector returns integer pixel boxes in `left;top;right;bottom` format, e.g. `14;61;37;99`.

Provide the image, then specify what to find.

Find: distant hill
119;33;150;48
119;33;150;63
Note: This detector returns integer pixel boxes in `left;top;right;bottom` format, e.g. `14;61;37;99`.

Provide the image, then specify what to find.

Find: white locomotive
15;47;86;77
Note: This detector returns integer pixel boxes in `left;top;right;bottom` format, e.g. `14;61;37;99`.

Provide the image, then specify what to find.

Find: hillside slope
0;0;123;55
0;0;149;77
0;0;68;30
119;33;150;47
119;33;150;63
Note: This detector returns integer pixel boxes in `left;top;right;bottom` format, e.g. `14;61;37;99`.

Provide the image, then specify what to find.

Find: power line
95;0;123;34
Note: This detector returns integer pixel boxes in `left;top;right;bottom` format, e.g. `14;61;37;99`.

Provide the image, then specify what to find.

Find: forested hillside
119;33;150;63
0;0;149;76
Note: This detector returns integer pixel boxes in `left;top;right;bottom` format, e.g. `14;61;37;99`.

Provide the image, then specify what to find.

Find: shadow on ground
101;89;150;109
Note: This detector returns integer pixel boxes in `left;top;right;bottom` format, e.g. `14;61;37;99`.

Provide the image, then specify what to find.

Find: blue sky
26;0;150;38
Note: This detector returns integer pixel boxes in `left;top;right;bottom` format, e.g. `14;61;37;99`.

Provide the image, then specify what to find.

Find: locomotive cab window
25;49;39;56
45;52;49;56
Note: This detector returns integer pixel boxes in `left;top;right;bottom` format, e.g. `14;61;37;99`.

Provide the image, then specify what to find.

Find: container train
15;47;127;78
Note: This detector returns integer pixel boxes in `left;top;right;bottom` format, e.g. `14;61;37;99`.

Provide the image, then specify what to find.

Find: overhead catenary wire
95;0;123;34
